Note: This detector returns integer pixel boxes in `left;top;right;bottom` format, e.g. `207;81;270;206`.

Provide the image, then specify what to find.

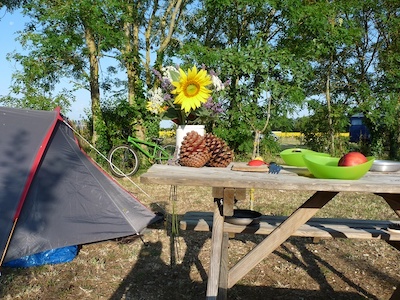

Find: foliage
301;100;349;156
1;0;25;10
82;96;161;156
100;98;143;146
0;86;73;114
179;1;308;156
278;0;364;154
4;0;400;159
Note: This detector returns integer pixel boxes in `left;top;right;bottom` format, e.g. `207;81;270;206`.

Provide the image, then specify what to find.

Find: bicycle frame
127;136;170;160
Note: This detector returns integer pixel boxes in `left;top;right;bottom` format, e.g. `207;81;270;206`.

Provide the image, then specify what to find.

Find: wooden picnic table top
140;163;400;194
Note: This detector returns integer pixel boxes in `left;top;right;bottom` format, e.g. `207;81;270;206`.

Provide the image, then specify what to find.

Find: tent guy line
63;120;167;215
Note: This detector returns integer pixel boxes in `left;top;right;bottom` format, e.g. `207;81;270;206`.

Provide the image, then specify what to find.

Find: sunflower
171;66;213;113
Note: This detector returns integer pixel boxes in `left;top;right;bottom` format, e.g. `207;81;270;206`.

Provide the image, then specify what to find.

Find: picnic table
140;163;400;299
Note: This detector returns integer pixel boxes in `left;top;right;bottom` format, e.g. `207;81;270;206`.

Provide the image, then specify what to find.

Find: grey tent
0;106;158;264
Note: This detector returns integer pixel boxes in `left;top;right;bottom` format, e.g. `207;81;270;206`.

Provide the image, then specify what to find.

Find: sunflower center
184;82;200;97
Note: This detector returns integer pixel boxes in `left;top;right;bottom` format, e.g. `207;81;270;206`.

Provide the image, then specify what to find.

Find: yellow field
272;131;349;138
159;130;350;139
159;130;175;138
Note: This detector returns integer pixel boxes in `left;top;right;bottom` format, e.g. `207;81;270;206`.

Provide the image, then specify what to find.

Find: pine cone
205;133;234;167
179;131;211;168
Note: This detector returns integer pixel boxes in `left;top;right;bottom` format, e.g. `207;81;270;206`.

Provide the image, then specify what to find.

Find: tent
0;106;159;264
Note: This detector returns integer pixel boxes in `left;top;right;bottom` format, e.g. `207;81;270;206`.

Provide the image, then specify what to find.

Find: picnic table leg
376;193;400;217
227;191;338;289
390;284;400;300
206;200;225;299
207;187;237;299
386;240;400;299
378;194;400;300
217;232;229;300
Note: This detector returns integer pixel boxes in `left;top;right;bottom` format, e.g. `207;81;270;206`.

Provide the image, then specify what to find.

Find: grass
1;138;399;299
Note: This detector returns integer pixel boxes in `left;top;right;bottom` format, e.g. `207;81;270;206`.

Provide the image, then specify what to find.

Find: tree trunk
145;0;184;85
123;3;139;106
122;1;145;140
83;23;103;146
326;67;335;156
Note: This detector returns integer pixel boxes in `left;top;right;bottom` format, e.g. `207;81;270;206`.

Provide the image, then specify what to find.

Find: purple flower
152;69;163;81
204;97;224;114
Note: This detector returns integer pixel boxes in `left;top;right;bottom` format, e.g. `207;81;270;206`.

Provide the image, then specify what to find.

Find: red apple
338;152;368;166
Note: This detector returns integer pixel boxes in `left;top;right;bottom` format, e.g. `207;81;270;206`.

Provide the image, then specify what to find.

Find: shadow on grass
108;227;390;300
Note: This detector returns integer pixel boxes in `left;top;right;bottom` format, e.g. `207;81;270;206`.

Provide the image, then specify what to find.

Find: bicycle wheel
108;145;140;177
156;144;176;164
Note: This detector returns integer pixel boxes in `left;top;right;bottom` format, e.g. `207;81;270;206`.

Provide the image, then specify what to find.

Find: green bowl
280;148;330;167
303;155;375;180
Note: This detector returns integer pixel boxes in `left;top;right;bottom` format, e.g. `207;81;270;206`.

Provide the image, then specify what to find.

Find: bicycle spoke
108;145;139;177
156;144;177;165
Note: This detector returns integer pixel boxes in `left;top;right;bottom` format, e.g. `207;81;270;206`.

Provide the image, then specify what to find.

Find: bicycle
108;136;176;177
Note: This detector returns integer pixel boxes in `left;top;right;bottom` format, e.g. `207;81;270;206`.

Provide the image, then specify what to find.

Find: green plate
280;148;330;167
303;155;375;180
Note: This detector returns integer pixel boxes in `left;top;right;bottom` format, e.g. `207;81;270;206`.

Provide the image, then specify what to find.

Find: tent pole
0;218;18;267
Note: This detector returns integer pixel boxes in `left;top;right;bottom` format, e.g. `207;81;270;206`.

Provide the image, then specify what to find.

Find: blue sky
0;9;25;101
1;8;92;120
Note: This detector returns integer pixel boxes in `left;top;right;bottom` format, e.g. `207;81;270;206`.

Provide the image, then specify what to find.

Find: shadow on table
109;221;393;300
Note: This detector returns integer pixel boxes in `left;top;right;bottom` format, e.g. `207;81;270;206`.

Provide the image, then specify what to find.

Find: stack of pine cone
179;131;234;168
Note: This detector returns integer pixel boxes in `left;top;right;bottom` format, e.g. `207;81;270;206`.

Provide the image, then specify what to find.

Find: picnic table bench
180;211;400;241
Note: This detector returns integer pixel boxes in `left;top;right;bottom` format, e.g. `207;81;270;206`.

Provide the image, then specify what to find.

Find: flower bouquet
147;65;228;125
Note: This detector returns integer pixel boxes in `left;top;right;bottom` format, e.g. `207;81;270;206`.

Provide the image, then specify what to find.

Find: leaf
169;69;181;82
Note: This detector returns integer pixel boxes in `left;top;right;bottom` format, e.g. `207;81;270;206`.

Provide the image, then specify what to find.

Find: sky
0;9;25;103
1;8;93;120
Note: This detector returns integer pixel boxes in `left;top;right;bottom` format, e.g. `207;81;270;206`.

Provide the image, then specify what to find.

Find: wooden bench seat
180;211;400;241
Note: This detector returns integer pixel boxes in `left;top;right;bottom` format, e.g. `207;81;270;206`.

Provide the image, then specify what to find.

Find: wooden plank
227;191;337;288
390;284;400;300
377;193;400;218
235;188;246;201
218;233;229;300
180;213;400;241
386;241;400;252
140;164;400;194
206;202;225;299
223;188;235;216
212;187;224;198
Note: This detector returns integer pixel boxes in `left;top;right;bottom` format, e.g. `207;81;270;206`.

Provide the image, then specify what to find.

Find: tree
277;0;400;158
368;0;400;159
6;0;191;147
6;0;124;148
1;0;26;11
278;0;366;155
178;0;308;155
116;0;190;140
0;65;74;113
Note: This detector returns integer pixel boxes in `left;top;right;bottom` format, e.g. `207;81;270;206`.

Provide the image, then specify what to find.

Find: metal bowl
370;160;400;172
224;209;262;226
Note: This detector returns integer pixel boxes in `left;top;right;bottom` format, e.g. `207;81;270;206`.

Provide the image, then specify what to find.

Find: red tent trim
13;108;63;220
